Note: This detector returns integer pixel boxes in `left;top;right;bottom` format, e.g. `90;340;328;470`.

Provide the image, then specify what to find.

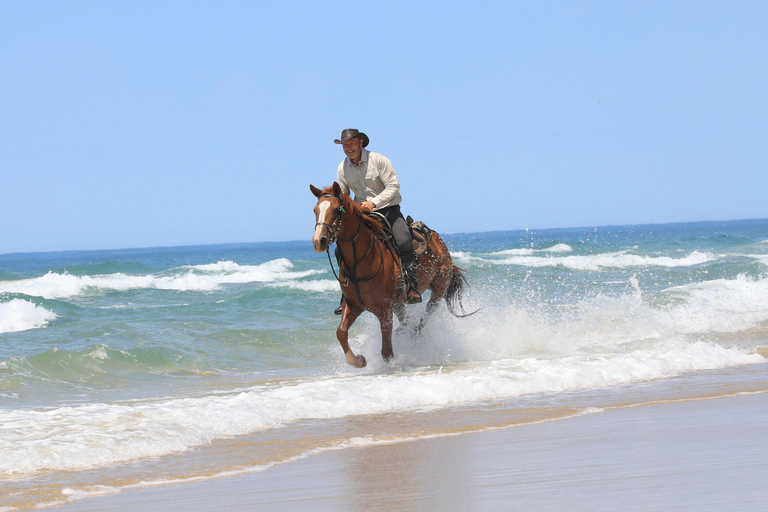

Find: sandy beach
52;391;768;512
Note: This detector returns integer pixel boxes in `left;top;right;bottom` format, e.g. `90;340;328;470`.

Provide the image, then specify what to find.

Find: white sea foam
0;299;57;333
186;260;250;272
0;259;321;299
491;244;573;257
0;327;762;476
267;279;339;293
491;248;536;256
365;271;768;371
60;486;119;500
2;269;766;476
741;253;768;267
662;274;768;334
545;243;574;253
458;250;715;271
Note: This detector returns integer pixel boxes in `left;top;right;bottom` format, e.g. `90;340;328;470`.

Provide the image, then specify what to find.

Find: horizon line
2;216;767;258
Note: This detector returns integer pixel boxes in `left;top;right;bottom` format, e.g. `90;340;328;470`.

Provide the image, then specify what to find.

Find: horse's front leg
337;306;366;368
378;309;395;361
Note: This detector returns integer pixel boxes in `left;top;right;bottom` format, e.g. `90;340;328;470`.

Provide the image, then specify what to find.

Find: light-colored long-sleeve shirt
336;149;402;210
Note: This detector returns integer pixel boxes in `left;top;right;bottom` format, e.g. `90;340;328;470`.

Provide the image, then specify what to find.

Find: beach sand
54;392;768;512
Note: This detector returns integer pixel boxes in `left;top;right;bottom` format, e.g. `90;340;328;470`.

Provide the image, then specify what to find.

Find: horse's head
310;182;346;253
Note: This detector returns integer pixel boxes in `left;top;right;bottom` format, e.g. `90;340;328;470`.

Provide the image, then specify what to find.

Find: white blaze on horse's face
313;199;333;252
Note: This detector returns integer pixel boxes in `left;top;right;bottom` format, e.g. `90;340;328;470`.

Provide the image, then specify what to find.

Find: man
332;128;421;314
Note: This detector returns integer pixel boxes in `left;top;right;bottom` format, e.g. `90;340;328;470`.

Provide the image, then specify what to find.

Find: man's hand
361;201;375;212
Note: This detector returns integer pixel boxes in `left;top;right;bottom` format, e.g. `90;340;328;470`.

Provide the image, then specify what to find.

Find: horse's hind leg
416;295;441;333
416;270;451;333
337;307;367;368
394;303;408;334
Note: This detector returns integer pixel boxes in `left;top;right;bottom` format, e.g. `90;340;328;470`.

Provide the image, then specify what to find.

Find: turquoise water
2;219;768;509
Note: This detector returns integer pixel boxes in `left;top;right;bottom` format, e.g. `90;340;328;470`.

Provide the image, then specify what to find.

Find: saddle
362;212;432;302
406;216;433;256
365;213;433;256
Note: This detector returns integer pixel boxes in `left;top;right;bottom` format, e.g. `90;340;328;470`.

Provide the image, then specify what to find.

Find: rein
318;195;384;311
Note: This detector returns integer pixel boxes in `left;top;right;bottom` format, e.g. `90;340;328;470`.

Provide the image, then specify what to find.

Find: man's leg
391;216;422;304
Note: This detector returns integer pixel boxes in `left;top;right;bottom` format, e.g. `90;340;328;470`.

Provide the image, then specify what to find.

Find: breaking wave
0;299;57;333
0;259;323;300
454;250;715;271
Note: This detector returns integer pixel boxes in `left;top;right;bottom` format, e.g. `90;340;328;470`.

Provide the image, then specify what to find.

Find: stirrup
406;286;422;304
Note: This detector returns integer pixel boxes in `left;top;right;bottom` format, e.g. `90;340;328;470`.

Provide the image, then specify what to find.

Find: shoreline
53;391;768;512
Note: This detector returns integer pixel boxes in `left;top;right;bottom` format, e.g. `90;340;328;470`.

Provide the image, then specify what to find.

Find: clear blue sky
2;1;766;254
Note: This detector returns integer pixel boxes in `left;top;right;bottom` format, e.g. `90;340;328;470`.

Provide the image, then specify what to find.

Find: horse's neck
338;211;373;258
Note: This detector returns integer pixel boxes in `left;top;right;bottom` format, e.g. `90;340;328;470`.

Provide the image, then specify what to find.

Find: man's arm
368;153;400;207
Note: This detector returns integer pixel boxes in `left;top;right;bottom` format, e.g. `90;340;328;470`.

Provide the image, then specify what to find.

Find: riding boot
401;252;422;304
334;295;344;315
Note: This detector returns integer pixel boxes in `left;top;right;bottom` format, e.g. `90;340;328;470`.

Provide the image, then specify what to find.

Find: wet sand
54;392;768;511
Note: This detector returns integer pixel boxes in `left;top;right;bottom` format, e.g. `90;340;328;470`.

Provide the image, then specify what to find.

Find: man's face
342;137;363;161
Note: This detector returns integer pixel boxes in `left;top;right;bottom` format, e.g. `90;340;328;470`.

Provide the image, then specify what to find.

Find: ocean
2;218;768;510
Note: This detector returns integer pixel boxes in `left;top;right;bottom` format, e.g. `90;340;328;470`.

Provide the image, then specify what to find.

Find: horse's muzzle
313;232;328;253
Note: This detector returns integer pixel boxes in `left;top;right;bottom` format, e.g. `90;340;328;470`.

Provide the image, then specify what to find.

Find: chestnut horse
311;182;473;368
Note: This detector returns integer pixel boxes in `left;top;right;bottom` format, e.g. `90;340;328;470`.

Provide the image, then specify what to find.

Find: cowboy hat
334;128;369;148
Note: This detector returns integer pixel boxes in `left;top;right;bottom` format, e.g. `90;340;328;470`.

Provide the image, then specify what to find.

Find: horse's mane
319;185;385;236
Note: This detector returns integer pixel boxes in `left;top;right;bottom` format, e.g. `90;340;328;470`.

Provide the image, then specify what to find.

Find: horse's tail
445;266;481;318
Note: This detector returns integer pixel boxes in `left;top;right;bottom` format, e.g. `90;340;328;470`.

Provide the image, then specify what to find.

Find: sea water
2;219;768;509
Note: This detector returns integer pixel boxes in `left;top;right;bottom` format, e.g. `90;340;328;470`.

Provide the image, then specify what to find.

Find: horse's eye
333;208;341;215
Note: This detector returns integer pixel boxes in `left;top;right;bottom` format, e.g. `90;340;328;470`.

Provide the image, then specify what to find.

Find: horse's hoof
359;355;367;368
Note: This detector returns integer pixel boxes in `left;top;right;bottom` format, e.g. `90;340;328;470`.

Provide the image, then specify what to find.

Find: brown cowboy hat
334;128;369;148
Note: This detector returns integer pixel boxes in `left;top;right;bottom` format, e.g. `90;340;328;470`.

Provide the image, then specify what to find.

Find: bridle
315;194;384;310
314;194;345;246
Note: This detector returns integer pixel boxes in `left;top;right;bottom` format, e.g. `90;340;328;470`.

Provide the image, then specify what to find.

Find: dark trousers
377;205;414;258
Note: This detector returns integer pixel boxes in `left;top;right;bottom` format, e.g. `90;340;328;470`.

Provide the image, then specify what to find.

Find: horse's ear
332;182;342;196
310;184;322;198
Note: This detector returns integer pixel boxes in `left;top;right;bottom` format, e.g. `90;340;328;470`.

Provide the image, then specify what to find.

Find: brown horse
311;182;473;368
